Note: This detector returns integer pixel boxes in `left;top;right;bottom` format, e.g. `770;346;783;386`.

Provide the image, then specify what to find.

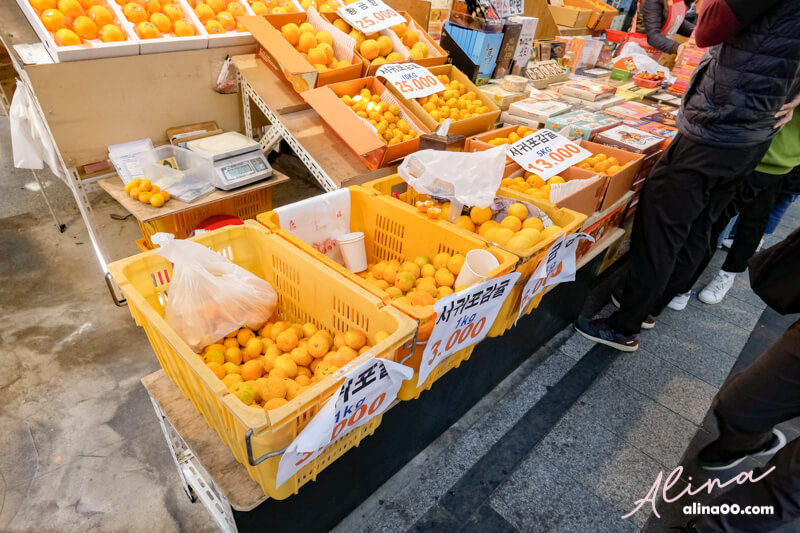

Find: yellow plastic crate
362;175;586;336
138;188;272;248
257;187;519;400
108;221;417;499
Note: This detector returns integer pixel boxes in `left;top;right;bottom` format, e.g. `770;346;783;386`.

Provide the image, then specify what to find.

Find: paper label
507;129;592;180
376;63;446;99
516;232;594;323
491;0;524;17
418;272;520;386
336;0;406;33
277;358;412;487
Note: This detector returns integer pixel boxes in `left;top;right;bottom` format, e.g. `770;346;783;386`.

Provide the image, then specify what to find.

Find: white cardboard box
111;0;207;54
508;99;572;123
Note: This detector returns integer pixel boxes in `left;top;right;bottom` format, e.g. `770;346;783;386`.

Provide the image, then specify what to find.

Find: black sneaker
574;316;639;352
610;294;656;329
698;429;787;471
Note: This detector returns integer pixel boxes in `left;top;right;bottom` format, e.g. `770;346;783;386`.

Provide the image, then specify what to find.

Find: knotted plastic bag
152;233;278;351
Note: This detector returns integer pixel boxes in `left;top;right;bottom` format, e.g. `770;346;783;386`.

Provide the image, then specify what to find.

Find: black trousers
652;171;787;306
608;134;771;335
696;320;800;532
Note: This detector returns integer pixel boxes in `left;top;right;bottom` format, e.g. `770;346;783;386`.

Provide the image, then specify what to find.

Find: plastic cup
336;232;367;273
454;249;500;288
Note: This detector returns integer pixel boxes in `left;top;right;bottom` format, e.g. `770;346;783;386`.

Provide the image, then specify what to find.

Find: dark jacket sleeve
677;17;694;37
642;0;679;54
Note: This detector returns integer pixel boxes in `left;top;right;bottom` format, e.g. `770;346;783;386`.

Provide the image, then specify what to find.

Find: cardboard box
493;21;522;78
576;140;643;210
301;77;430;169
17;0;140;62
544;109;597;133
386;64;501;136
576;189;633;260
548;5;592;28
509;99;572;123
240;14;365;94
561;115;621;141
183;0;256;48
464;124;537;177
563;0;617;30
113;0;207;55
499;166;606;216
558;94;625;110
500;111;542;130
637;121;678;144
594;125;666;155
615;81;660;102
479;84;527;110
556;80;617;101
507;16;538;75
604;101;659;121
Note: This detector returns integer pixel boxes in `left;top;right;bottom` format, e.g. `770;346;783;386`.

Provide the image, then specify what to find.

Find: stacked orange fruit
31;0;127;46
360;253;465;306
502;172;566;201
119;0;197;39
199;323;386;411
574;152;629;175
245;0;297;14
281;21;352;72
123;178;172;208
339;88;420;146
415;75;491;124
189;0;249;33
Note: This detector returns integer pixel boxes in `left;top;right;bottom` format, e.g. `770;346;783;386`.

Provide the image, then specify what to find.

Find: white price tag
507;130;592;180
277;358;411;487
336;0;406;33
492;0;523;18
418;272;520;386
515;232;594;324
376;63;446;99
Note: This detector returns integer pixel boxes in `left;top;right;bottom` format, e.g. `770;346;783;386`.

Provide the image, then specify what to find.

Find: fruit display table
0;2;256;304
139;229;623;532
234;53;399;192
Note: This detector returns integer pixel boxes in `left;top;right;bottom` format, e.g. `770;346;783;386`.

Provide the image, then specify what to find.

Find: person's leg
699;320;800;464
720;179;783;274
765;192;798;234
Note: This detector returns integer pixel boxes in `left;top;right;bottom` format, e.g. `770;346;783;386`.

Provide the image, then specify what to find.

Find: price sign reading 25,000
507;130;592;180
376;63;445;99
336;0;406;33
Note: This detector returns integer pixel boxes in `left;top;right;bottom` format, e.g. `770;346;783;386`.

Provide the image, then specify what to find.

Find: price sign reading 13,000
506;129;592;180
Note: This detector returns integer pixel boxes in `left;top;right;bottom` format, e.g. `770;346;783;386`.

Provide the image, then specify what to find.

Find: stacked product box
545;109;622;141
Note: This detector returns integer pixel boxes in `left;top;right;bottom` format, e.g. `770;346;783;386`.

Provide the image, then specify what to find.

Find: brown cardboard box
240;14;366;94
563;0;617;30
548;5;592;28
386;64;501;136
500;166;606;215
577;140;643;210
576;190;633;260
301;77;431;170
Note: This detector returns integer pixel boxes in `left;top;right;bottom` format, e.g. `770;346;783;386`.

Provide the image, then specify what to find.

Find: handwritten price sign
336;0;406;33
376;63;446;99
516;232;594;324
507;130;591;180
491;0;523;18
277;358;411;487
419;272;520;386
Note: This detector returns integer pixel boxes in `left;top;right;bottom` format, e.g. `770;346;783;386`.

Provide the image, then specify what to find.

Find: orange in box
302;77;431;169
500;167;607;216
464;125;538;178
387;64;501;137
573;140;643;211
239;14;366;94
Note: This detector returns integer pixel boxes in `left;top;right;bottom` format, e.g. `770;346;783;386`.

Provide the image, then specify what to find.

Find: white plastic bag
397;144;508;210
152;233;278;352
9;80;64;180
274;189;351;264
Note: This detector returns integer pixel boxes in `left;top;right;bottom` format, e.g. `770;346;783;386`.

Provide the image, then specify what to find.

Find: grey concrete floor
0;115;322;532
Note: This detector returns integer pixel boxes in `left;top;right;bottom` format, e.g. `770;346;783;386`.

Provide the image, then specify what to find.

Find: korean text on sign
277;358;411;487
376;63;446;99
491;0;523;18
336;0;406;33
506;130;592;180
419;272;521;386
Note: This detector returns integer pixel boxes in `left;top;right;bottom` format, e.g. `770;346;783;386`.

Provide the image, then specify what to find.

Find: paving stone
578;375;699;467
686;292;764;332
490;451;638;533
638;324;737;388
607;350;718;425
557;330;598;360
652;305;752;357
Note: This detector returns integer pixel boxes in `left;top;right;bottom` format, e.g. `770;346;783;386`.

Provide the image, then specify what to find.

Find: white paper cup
336;232;367;273
454;249;500;288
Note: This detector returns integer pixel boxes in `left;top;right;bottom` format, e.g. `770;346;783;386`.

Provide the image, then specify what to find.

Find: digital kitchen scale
186;131;272;190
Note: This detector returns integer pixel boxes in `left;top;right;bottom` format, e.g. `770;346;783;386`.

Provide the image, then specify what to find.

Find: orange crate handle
246;429;288;466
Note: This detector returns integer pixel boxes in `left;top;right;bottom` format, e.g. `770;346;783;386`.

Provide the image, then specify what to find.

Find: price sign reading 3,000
506;130;592;180
336;0;406;33
376;64;445;99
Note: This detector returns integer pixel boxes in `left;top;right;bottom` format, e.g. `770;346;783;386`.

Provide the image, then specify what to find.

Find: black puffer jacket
677;0;800;148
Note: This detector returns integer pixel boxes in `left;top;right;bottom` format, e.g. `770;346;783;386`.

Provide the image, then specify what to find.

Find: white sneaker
668;291;692;311
699;270;736;304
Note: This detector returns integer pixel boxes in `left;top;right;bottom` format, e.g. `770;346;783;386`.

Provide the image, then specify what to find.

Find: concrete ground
2;105;800;532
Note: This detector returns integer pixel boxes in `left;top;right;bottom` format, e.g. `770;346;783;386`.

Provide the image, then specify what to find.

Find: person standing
575;0;800;352
621;0;694;61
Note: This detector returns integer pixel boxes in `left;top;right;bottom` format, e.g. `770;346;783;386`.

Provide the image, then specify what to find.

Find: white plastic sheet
9;80;64;181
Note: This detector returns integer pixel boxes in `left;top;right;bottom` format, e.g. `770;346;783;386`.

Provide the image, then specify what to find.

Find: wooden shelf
98;170;289;224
